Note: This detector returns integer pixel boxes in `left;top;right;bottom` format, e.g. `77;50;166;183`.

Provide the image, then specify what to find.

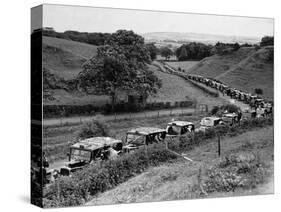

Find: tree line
158;35;274;61
43;29;111;46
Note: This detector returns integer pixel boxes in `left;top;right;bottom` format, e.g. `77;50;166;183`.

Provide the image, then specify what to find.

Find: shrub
255;88;263;96
211;106;220;115
43;144;177;207
202;152;268;193
77;118;110;140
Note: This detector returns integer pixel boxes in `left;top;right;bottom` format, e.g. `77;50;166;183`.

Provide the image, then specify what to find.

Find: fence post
157;111;160;118
114;113;117;121
217;132;221;157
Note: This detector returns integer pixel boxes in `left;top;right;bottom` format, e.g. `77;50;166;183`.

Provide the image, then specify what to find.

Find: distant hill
142;32;260;45
43;36;97;79
188;46;273;99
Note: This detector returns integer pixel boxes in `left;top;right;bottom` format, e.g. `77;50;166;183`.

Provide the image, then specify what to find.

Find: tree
260;36;274;47
160;47;173;60
146;43;157;60
175;43;212;60
233;42;240;51
255;88;263;96
78;30;161;111
178;46;188;61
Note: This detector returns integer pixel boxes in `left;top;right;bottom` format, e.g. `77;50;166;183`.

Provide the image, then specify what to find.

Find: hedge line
43;116;273;207
43;145;178;207
43;101;194;118
168;117;273;153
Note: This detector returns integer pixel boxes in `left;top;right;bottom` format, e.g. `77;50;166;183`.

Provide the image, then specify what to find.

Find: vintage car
196;116;224;132
222;113;238;125
123;127;166;152
166;121;195;136
60;137;123;176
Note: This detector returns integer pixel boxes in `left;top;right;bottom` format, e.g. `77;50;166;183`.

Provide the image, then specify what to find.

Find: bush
202;152;268;193
43;145;177;207
77;118;110;140
255;88;263;96
211;106;220;115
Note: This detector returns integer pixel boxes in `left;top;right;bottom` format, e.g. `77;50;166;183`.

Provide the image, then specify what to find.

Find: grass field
166;61;199;72
149;64;228;107
188;47;273;100
43;36;98;80
87;126;274;205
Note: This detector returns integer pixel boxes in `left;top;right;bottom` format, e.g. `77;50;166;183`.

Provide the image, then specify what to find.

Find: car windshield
126;134;145;146
167;125;181;135
213;119;221;126
70;149;91;161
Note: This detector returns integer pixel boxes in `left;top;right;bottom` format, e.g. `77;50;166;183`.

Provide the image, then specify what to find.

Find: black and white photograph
30;3;274;209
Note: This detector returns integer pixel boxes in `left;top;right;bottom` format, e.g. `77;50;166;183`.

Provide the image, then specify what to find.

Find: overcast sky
39;4;273;38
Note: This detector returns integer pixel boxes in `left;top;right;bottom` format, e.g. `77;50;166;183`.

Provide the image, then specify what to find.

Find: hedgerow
43;116;273;207
43;144;177;207
168;117;273;154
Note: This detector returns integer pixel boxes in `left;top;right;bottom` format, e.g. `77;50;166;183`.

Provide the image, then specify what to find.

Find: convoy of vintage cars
42;68;273;184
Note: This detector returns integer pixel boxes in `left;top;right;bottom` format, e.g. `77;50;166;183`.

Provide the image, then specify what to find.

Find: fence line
44;107;201;127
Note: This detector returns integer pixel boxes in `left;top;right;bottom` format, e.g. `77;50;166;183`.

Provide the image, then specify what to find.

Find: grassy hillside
149;64;228;107
218;47;273;99
43;36;97;59
88;126;273;205
166;61;199;72
188;47;273;99
43;36;97;79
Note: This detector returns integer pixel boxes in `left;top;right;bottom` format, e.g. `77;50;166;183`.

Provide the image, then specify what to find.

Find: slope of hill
43;36;98;79
149;63;228;107
188;47;273;100
43;36;98;59
87;126;273;205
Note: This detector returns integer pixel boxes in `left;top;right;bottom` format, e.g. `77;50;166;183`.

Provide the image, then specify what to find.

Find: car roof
127;127;166;135
202;116;221;121
71;137;121;151
223;113;237;117
168;121;194;126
